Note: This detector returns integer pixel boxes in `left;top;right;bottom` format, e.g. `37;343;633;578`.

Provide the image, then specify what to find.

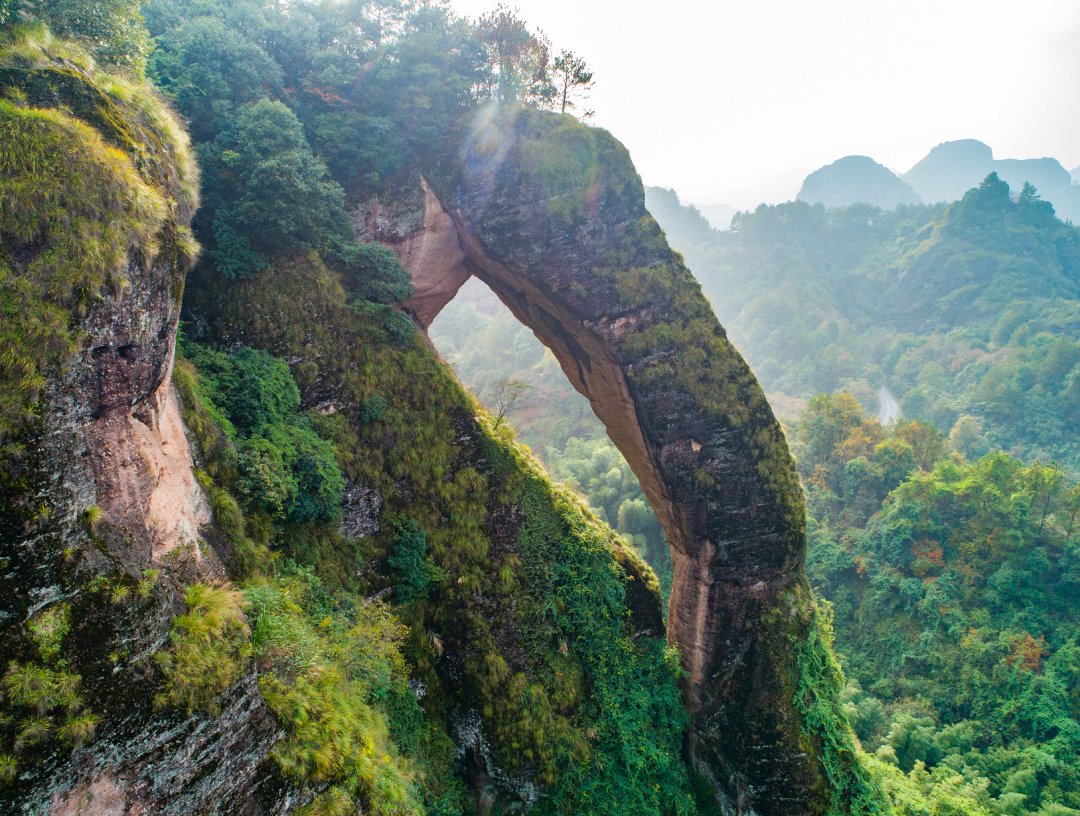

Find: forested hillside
2;0;1076;815
796;395;1080;816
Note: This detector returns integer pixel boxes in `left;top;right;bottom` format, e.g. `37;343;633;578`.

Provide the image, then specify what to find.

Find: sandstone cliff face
0;39;294;814
360;108;844;815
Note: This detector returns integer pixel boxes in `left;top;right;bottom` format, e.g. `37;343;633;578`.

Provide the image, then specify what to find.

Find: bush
182;342;345;524
198;99;352;277
4;3;152;72
388;519;438;604
361;394;388;424
236;436;296;517
337;241;413;305
245;571;422;815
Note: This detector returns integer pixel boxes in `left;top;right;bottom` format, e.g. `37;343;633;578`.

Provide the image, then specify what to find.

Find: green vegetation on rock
155;583;252;715
179;243;699;813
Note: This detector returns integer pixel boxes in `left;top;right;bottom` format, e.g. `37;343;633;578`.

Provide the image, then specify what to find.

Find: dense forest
1;0;1077;815
797;396;1080;815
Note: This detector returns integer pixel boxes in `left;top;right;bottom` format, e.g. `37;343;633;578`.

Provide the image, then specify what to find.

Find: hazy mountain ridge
645;179;1079;469
793;139;1080;222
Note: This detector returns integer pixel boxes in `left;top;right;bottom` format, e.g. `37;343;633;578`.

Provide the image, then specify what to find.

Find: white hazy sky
448;0;1080;206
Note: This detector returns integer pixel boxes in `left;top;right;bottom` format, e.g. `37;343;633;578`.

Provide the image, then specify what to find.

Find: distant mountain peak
793;141;1079;222
797;155;921;209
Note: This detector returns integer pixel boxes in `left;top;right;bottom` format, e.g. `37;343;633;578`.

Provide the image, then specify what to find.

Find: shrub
27;603;70;662
236;436;296;517
3;4;152;72
246;572;421;815
0;753;16;785
81;504;104;533
337;241;413;305
361;394;388;424
56;712;98;746
387;519;437;604
182;342;345;524
2;661;83;714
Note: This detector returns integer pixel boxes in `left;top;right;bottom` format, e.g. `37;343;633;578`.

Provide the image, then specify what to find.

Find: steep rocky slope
357;107;882;814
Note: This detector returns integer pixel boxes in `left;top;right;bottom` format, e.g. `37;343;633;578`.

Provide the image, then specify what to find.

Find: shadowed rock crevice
359;106;839;815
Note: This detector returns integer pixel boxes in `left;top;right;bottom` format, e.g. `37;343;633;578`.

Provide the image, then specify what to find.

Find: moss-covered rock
0;29;289;816
0;25;197;450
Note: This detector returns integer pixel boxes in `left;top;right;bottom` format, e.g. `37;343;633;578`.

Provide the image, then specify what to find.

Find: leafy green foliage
196;99;351;278
149;15;282;142
2;2;152;72
795;600;890;816
387;519;438;604
339;241;413;305
511;479;696;815
181;341;345;524
547;436;671;599
26;602;70;663
246;568;425;815
796;395;1080;814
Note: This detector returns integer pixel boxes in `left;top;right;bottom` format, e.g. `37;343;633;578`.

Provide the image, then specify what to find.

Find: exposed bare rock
41;674;287;816
340;481;382;539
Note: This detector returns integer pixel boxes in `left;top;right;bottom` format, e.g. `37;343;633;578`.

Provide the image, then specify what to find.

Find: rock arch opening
356;107;832;815
429;275;674;595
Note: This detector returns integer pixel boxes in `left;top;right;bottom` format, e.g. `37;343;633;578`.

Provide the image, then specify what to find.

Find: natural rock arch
359;108;839;815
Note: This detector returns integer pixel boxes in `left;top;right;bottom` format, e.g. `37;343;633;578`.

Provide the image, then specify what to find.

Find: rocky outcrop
360;108;842;814
0;37;293;814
